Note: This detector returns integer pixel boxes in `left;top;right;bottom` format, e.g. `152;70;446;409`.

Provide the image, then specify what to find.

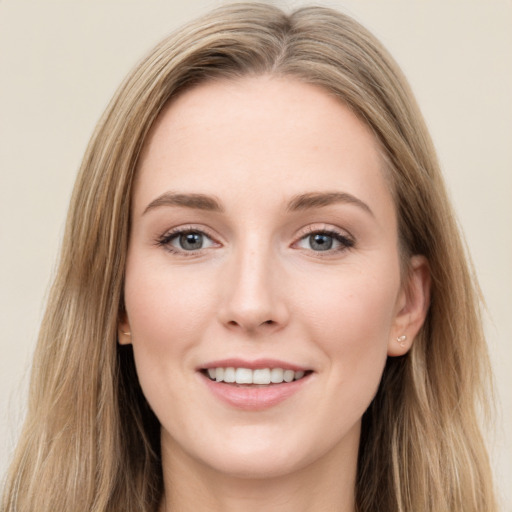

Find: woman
1;3;497;511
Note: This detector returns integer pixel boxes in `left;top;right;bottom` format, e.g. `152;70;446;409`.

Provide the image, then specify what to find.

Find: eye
173;231;210;251
296;230;354;253
157;228;217;253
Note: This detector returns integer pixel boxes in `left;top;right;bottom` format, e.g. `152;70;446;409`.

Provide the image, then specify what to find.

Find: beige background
1;0;511;509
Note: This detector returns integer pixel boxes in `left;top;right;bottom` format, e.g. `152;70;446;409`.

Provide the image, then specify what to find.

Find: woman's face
121;76;427;479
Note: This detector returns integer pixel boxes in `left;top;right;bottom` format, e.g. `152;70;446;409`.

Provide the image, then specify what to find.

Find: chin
166;427;315;480
204;450;308;480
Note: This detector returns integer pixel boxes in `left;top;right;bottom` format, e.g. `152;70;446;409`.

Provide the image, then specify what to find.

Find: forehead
134;76;394;220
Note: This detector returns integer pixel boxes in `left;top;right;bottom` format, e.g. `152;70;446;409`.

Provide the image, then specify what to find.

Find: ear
118;312;132;346
387;255;431;357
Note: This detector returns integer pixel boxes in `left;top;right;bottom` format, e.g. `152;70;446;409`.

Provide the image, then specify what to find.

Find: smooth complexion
119;76;430;512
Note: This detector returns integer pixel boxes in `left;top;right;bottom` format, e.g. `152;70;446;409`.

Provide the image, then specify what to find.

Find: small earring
397;335;407;346
122;331;131;336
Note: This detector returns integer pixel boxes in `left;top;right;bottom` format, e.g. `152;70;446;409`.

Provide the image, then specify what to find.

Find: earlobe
387;255;431;357
118;313;133;345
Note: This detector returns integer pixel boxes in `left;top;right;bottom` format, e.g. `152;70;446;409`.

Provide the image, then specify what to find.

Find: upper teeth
206;367;306;384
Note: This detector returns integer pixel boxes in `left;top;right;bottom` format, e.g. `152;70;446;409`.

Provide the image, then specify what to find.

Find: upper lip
199;358;310;372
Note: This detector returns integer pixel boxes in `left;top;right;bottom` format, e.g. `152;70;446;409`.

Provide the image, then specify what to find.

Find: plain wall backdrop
1;0;511;509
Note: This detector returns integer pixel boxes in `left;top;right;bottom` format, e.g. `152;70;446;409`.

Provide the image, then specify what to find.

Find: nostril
226;319;275;329
226;317;279;331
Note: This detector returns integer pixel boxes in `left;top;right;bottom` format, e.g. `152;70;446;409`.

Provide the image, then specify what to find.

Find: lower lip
201;373;310;411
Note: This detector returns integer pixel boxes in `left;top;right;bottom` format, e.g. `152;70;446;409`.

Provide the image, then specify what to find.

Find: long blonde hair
2;3;496;511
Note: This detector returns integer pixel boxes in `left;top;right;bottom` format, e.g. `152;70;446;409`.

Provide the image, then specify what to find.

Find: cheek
299;260;400;386
122;257;219;425
124;257;216;352
121;257;223;420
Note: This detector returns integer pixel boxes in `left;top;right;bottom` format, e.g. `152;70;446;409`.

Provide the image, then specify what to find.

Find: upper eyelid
161;224;219;240
296;223;354;240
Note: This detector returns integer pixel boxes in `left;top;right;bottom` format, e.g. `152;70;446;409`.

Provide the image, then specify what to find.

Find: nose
217;241;289;335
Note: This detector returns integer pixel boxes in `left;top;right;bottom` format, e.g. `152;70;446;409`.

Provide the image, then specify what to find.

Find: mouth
198;359;314;410
201;367;312;385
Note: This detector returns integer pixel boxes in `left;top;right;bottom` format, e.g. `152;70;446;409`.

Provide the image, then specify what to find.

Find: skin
119;76;430;512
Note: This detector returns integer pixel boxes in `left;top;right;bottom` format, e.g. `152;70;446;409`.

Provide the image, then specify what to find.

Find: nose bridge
219;232;287;332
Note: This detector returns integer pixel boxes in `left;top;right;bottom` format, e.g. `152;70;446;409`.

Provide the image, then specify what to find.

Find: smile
204;367;308;385
199;360;314;410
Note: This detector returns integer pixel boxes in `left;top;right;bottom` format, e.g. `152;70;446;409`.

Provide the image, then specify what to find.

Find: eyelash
155;225;219;256
155;225;355;256
295;226;355;255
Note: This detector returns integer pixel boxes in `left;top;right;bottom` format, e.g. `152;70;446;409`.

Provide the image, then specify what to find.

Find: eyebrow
143;192;224;214
287;192;374;216
142;190;373;217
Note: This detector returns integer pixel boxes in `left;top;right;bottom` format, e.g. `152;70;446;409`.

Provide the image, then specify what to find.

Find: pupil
180;232;203;250
310;233;333;251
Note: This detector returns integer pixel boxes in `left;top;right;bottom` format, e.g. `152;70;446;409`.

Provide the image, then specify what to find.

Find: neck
158;428;359;512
